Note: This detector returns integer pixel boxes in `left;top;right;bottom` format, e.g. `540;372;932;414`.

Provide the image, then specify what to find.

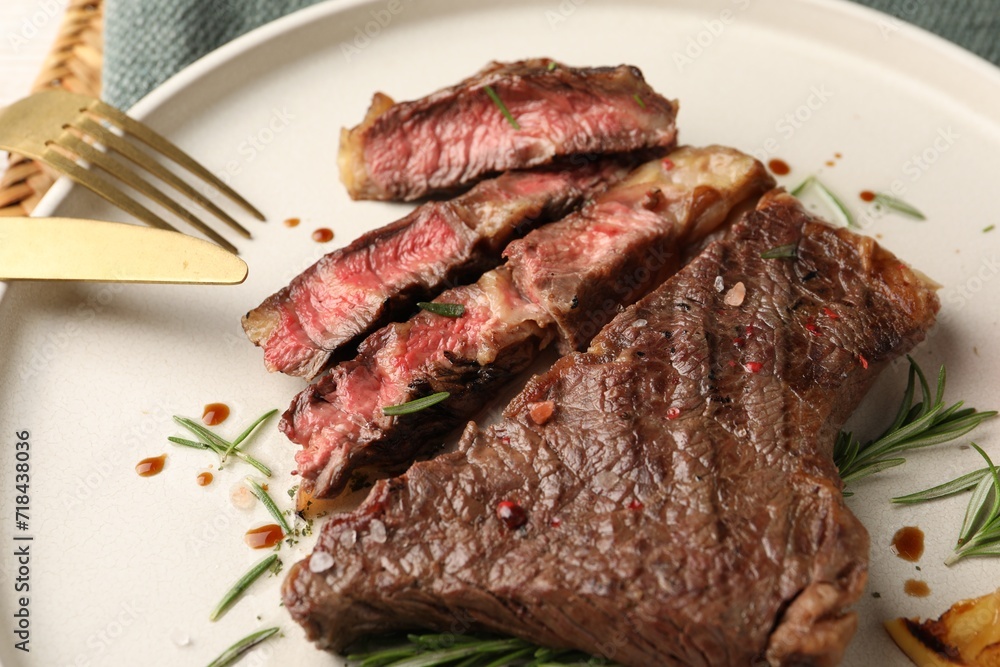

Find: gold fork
0;90;264;254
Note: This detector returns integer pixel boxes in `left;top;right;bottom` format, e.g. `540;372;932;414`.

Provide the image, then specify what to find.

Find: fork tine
56;133;239;254
41;149;181;234
88;99;266;221
73;117;252;239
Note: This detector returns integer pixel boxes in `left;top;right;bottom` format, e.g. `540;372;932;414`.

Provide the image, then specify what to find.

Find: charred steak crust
243;160;628;380
339;58;678;201
283;191;939;666
282;147;774;500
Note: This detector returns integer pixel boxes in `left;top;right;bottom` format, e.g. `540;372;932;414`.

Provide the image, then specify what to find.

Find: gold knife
0;217;247;284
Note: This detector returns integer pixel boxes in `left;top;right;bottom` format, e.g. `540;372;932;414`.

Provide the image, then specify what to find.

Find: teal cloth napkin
104;0;1000;109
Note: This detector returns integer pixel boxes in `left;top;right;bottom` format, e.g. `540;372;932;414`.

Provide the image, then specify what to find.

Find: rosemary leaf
790;175;815;197
417;302;466;318
170;411;275;477
892;467;990;504
206;627;279;667
632;93;646;108
168;436;210;450
813;179;856;228
547;61;558;71
985;224;996;233
760;244;798;260
874;193;926;220
834;357;996;489
945;444;1000;565
246;478;292;535
789;175;856;227
346;634;619;667
210;554;280;622
224;409;278;461
383;392;450;416
484;85;520;130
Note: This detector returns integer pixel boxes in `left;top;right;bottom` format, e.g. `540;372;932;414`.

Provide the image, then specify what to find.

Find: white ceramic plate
3;0;1000;664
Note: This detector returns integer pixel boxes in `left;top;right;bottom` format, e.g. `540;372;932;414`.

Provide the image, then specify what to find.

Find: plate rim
24;0;1000;225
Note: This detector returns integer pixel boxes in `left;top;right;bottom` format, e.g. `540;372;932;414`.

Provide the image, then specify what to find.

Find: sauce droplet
312;228;334;243
136;454;167;477
197;472;214;487
891;526;925;562
825;160;835;167
834;152;843;159
283;217;300;228
860;190;876;202
202;403;230;426
767;159;791;176
496;500;527;530
904;579;931;597
244;524;284;549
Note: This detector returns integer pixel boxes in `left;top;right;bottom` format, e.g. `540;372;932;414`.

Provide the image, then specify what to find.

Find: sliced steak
243;160;627;379
282;191;940;666
283;146;774;499
339;59;678;201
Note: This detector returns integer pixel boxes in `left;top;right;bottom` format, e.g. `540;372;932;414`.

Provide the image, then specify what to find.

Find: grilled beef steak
282;146;773;499
283;191;940;666
339;59;678;201
243;160;628;379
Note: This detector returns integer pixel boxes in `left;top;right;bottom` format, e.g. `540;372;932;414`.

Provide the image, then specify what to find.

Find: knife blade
0;217;248;284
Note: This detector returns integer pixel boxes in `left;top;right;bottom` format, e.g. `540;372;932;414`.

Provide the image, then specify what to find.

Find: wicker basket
0;0;103;216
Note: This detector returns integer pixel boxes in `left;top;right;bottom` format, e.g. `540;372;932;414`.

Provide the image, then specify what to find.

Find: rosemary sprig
206;627;280;667
245;477;292;535
791;175;856;228
210;554;280;622
873;193;926;221
168;435;272;477
418;302;466;318
483;85;520;130
223;409;278;462
383;392;450;416
834;357;996;491
346;633;615;667
170;411;275;476
760;244;798;260
946;444;1000;565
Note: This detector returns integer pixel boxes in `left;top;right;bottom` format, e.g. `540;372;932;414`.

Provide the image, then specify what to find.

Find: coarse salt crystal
631;318;648;328
529;401;555;425
714;276;725;292
368;519;387;544
724;281;746;306
309;551;335;573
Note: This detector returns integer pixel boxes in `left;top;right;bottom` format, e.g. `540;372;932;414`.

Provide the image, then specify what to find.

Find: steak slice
243;160;628;379
282;191;940;666
339;59;678;201
282;146;773;499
